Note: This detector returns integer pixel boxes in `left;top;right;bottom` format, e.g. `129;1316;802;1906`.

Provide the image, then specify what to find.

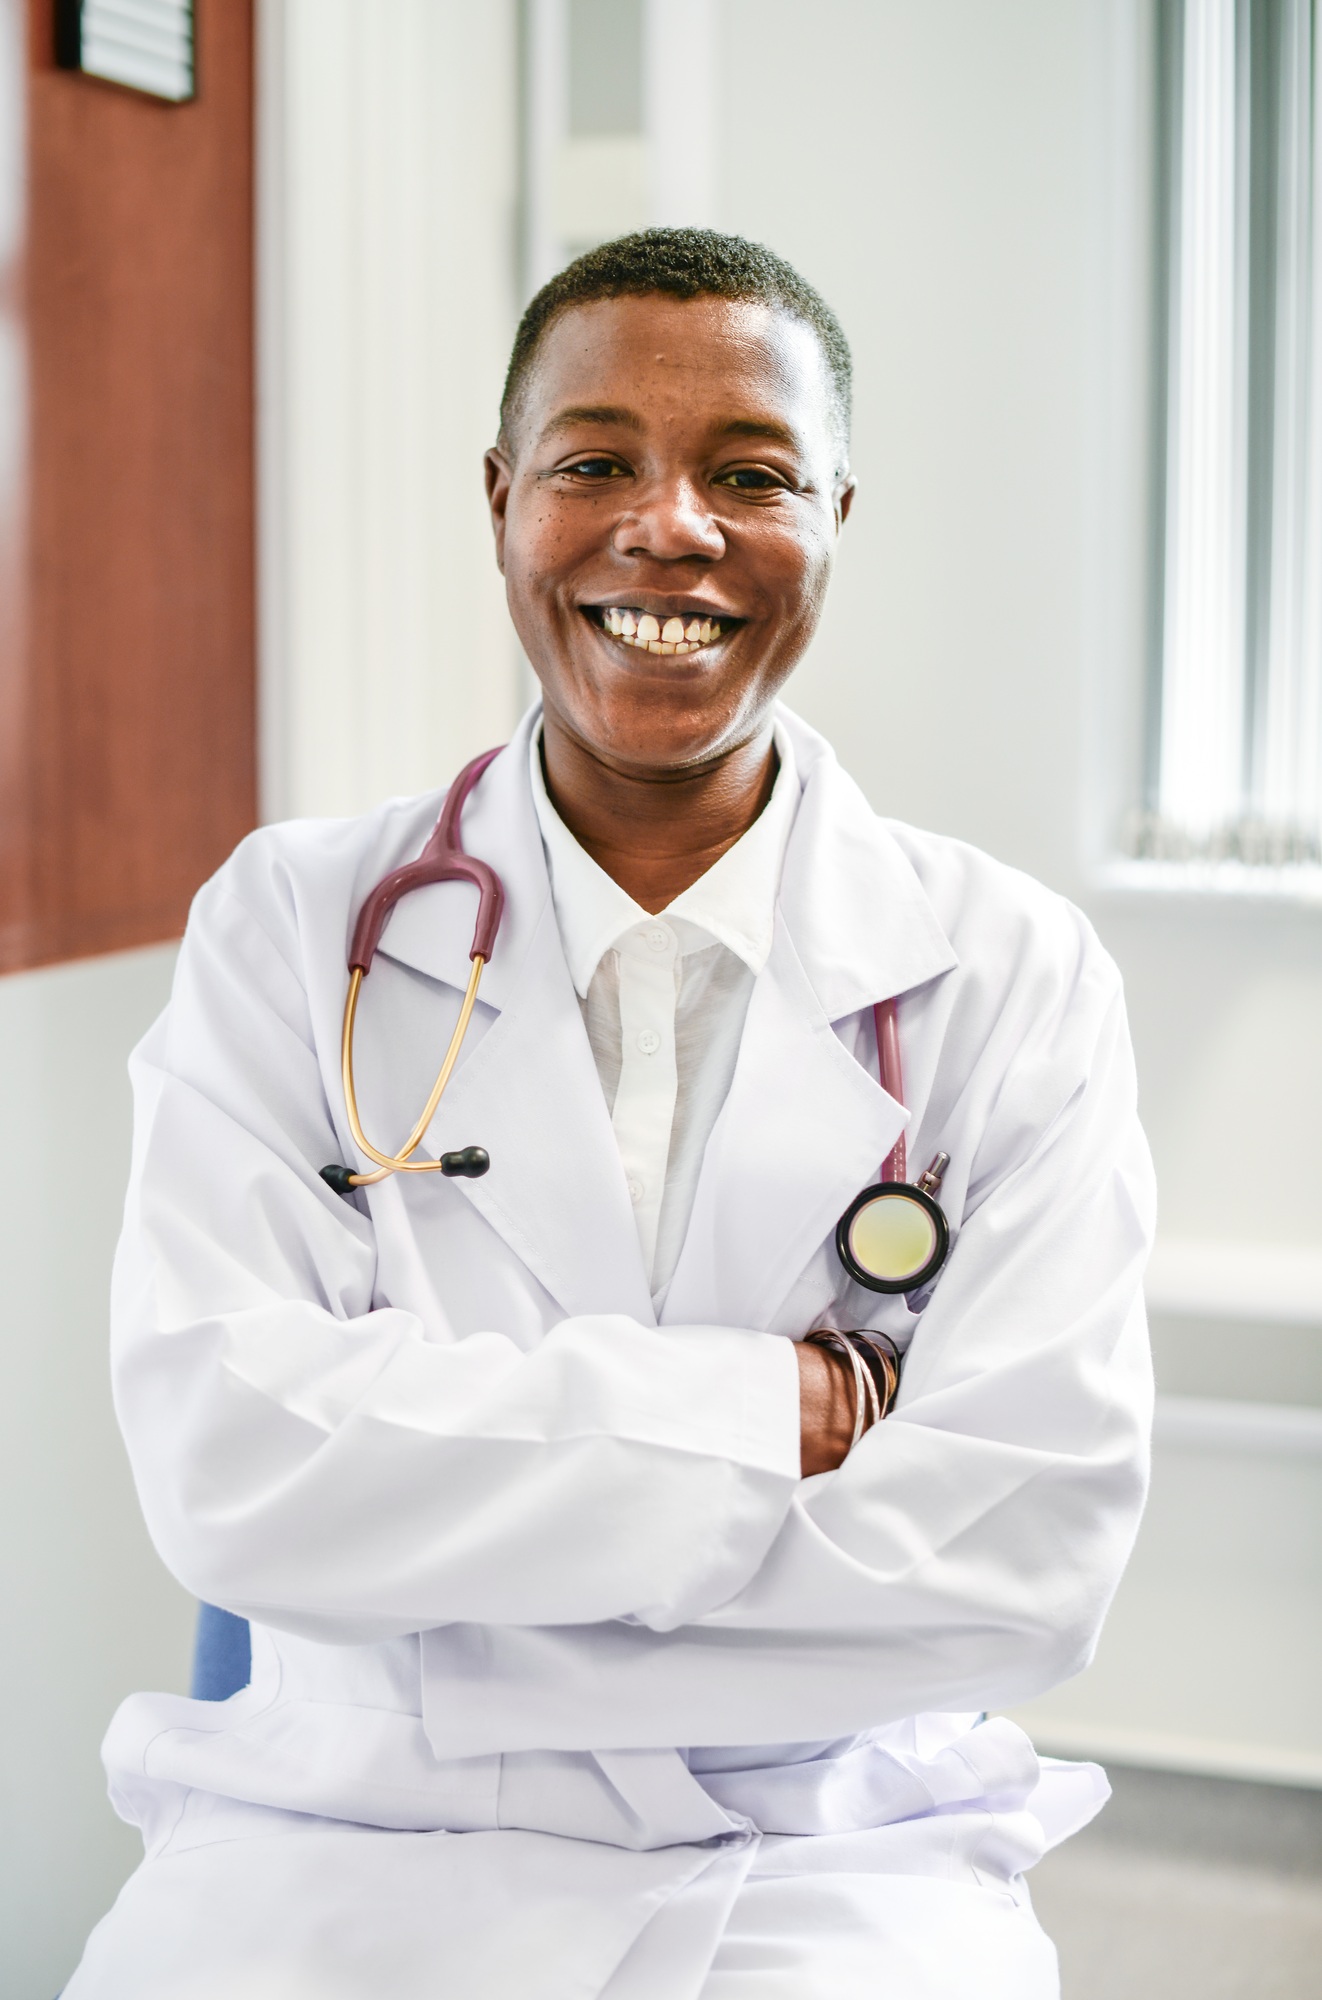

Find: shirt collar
529;721;801;999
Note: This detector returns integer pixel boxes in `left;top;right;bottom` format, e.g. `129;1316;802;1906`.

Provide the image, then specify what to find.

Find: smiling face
485;294;854;778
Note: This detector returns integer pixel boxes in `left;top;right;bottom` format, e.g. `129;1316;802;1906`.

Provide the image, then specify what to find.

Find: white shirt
530;723;800;1298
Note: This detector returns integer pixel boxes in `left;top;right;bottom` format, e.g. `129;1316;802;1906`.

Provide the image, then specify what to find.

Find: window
1136;0;1322;877
520;0;715;296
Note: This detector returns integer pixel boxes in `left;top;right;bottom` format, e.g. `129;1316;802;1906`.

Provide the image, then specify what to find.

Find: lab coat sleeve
693;945;1154;1708
110;840;801;1645
717;938;1150;1542
421;910;1157;1756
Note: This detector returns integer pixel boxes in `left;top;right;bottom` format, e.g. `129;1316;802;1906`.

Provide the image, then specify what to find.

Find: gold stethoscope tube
339;955;486;1187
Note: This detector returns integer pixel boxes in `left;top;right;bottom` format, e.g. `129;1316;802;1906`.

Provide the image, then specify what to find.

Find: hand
795;1339;856;1476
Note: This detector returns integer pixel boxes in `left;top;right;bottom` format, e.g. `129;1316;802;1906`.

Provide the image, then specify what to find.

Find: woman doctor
68;230;1155;1999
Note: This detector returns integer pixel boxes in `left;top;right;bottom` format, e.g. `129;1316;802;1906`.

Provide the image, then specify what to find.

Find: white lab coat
67;704;1155;2000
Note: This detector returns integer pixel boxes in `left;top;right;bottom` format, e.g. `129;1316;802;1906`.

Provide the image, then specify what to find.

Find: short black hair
499;227;851;466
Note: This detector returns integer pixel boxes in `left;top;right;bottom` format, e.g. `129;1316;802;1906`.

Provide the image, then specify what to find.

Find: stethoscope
321;748;951;1298
837;1003;950;1296
318;749;503;1199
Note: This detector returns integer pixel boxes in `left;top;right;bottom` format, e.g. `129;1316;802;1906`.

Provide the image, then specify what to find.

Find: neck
540;711;778;913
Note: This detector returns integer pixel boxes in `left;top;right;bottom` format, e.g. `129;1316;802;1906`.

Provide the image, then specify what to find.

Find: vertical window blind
1138;0;1322;870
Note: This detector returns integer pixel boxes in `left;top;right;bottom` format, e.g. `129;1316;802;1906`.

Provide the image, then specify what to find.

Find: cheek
761;520;834;625
507;500;604;600
505;487;565;570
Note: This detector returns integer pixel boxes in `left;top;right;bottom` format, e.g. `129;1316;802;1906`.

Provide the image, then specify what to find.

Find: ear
485;447;512;573
834;474;857;530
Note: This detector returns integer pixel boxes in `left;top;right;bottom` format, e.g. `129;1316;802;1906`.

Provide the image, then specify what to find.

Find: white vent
59;0;194;105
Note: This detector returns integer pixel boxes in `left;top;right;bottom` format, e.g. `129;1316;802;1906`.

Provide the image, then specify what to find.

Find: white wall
714;0;1322;1780
0;948;194;1999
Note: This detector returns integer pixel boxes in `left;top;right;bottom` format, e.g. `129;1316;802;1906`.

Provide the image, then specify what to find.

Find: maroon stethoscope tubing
348;747;505;975
873;996;907;1183
320;749;507;1197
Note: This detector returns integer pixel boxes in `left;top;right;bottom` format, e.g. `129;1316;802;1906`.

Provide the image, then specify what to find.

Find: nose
611;476;726;564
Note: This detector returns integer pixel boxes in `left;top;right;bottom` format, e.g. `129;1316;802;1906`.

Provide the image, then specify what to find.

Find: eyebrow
714;417;801;448
539;405;645;440
538;408;804;451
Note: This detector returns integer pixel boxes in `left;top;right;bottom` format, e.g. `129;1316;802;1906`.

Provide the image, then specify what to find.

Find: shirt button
644;926;670;953
627;1177;644;1205
637;1029;661;1055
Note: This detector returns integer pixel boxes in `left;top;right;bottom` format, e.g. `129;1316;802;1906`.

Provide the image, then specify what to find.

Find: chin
594;698;762;773
539;636;784;771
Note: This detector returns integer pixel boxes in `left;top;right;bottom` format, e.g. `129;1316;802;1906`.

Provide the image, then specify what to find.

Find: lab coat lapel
430;900;656;1323
661;715;958;1332
372;713;656;1326
660;922;905;1330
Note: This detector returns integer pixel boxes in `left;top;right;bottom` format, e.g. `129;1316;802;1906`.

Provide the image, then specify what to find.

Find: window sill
1146;1239;1322;1328
1094;857;1322;906
1153;1394;1322;1454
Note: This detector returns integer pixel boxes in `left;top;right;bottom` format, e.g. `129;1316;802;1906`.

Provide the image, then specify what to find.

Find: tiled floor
1031;1764;1322;1999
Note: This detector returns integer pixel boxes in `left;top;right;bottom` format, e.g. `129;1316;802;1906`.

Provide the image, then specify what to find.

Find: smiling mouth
588;606;731;656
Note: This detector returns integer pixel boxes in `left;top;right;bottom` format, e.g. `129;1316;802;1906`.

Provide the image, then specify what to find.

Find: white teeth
596;608;726;653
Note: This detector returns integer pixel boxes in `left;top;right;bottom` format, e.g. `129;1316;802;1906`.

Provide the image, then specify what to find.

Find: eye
562;456;627;479
714;465;789;492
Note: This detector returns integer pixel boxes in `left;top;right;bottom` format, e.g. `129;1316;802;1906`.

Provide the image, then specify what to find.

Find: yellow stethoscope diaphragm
840;1000;952;1296
835;1175;950;1294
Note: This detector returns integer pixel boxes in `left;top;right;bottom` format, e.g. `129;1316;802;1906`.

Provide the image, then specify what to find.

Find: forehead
519;294;837;451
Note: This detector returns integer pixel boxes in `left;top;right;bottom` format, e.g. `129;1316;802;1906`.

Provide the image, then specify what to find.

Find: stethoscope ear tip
318;1149;489;1196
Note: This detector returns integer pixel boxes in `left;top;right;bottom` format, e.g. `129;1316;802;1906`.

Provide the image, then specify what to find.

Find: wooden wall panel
0;0;255;971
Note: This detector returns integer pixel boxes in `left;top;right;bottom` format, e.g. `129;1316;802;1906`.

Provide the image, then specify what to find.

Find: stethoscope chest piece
835;985;953;1297
836;1168;949;1295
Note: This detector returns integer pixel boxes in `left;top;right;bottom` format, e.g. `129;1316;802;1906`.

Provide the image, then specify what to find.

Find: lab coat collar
770;705;958;1018
372;702;958;1021
373;707;553;1010
368;702;958;1330
373;709;656;1322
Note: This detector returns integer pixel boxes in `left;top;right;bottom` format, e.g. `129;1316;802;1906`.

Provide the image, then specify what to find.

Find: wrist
795;1338;856;1476
797;1328;902;1478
